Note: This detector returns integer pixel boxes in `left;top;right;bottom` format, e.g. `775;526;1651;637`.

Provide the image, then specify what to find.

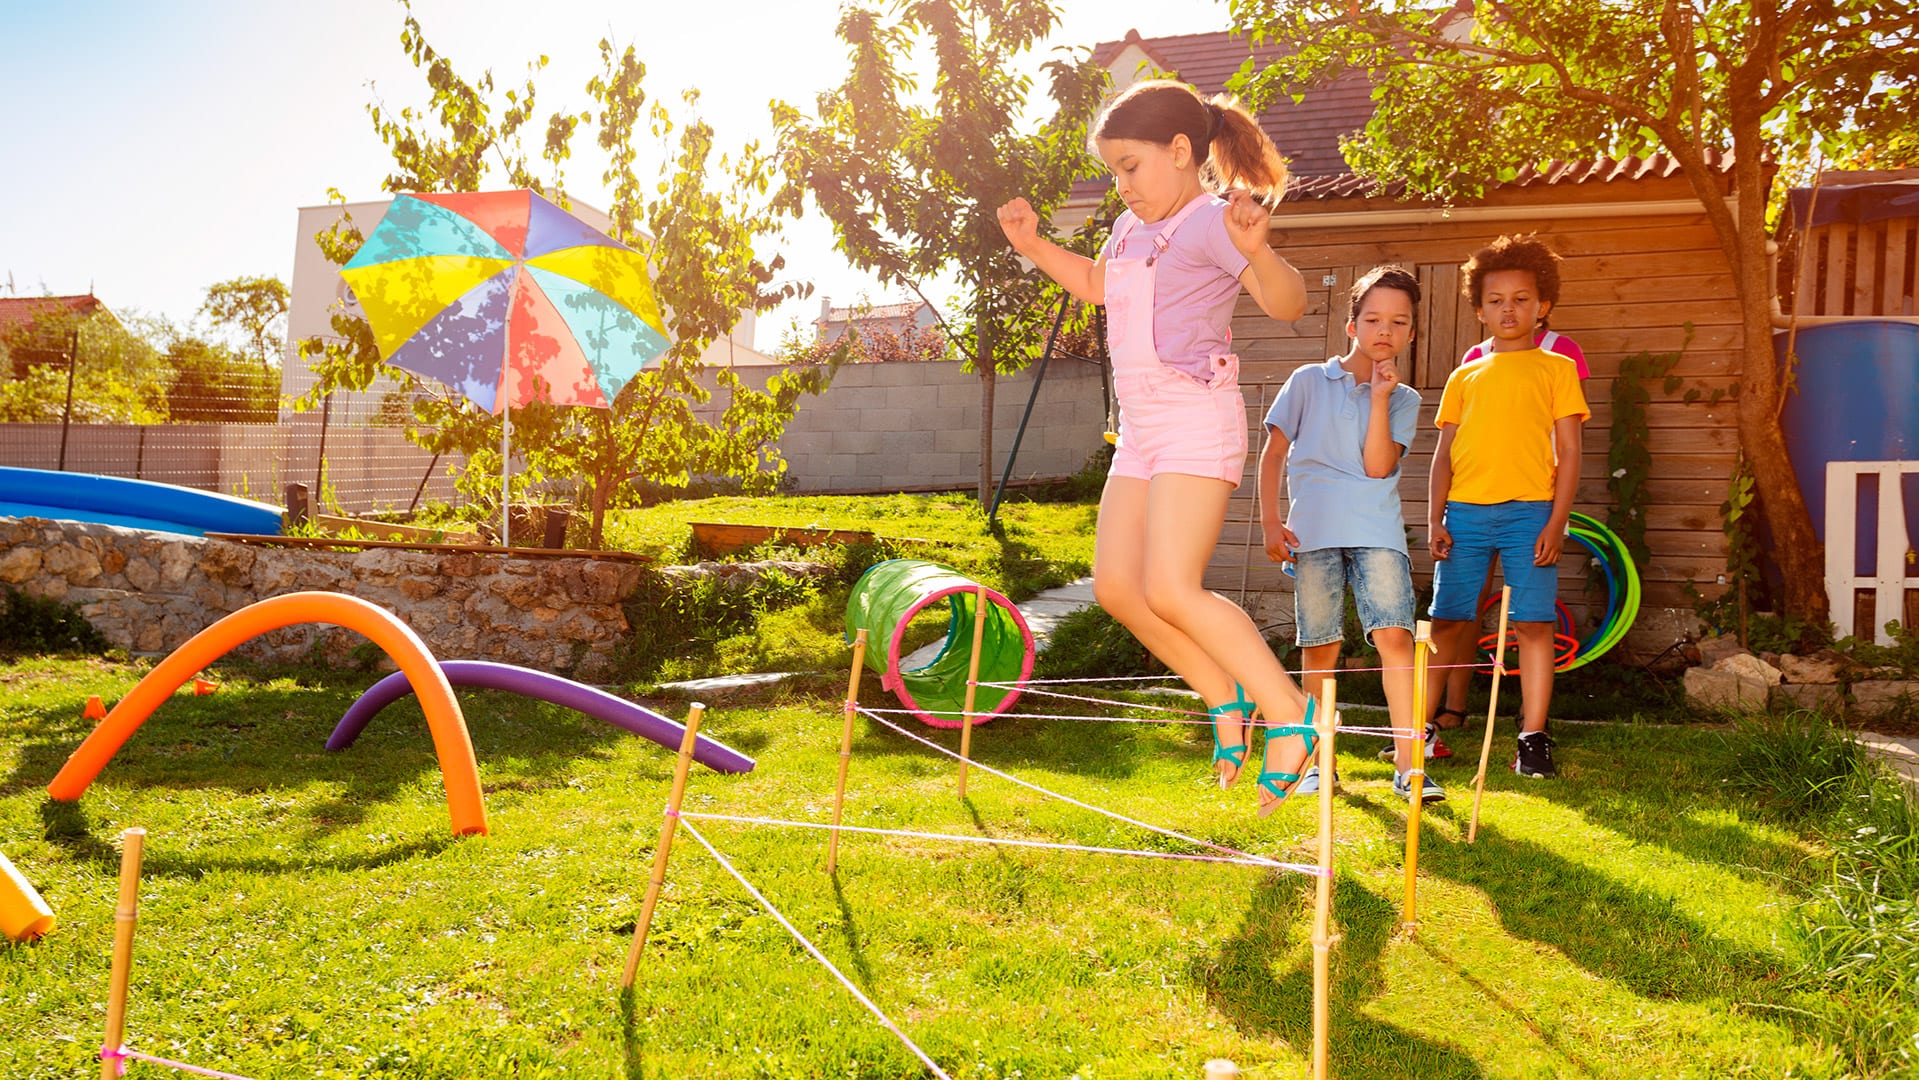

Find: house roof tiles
0;294;105;335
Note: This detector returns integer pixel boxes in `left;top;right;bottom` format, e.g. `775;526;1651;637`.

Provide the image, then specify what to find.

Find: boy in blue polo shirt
1256;265;1441;802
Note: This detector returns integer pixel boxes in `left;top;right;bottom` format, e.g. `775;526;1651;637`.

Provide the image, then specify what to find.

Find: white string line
677;819;954;1080
675;810;1319;872
857;706;1327;875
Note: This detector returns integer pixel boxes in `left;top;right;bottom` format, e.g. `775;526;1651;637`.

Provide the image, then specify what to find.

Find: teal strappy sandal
1208;684;1256;789
1257;695;1321;819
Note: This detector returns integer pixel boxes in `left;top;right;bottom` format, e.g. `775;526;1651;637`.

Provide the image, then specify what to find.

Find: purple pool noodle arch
327;660;755;774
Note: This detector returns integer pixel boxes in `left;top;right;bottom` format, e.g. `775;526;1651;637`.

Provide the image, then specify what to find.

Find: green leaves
306;11;824;546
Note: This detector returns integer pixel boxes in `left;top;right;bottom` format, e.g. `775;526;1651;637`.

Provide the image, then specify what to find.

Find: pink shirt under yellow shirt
1435;346;1591;505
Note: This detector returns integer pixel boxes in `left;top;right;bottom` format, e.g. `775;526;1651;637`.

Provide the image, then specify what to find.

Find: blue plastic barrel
1776;322;1919;565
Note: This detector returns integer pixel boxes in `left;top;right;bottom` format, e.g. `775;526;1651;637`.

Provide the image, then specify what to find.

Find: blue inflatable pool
0;467;283;537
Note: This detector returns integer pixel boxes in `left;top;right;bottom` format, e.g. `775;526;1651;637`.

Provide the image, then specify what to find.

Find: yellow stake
1310;680;1339;1080
956;584;989;798
101;827;146;1080
621;703;706;988
1403;620;1434;934
828;630;869;875
1468;586;1513;844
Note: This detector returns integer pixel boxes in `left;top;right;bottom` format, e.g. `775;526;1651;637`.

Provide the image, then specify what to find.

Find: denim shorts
1430;500;1558;623
1293;546;1415;647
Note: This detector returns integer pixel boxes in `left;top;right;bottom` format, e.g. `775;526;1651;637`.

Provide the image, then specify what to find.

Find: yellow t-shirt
1434;347;1590;504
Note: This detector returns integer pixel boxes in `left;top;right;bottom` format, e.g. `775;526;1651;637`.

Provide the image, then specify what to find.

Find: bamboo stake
828;630;870;875
1468;587;1513;844
955;585;989;798
621;703;706;988
1403;620;1433;934
100;827;146;1080
1310;680;1339;1080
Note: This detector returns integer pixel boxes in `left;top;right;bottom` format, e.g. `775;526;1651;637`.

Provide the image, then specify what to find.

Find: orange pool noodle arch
46;592;487;836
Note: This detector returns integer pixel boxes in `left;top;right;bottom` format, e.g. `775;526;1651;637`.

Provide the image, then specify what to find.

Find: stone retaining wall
1;518;644;681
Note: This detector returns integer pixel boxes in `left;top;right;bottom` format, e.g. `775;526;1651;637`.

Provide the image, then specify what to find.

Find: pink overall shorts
1104;196;1247;486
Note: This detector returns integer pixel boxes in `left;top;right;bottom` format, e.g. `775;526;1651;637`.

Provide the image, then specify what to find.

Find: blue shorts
1430;500;1558;623
1294;547;1415;647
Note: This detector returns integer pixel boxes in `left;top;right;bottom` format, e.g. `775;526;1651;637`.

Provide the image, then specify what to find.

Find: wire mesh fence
0;357;469;516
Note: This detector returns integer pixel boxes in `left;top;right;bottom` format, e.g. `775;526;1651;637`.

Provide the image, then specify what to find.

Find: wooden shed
1077;30;1752;658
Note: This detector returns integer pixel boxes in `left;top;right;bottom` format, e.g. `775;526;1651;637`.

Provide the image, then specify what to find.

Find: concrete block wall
703;358;1109;493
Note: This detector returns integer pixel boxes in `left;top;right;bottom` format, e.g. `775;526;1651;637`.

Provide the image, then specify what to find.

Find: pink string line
676;819;954;1080
855;704;1418;740
996;661;1494;684
100;1046;256;1080
674;809;1323;874
857;707;1328;876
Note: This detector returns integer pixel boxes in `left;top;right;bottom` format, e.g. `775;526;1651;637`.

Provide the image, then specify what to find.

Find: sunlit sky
0;0;1230;354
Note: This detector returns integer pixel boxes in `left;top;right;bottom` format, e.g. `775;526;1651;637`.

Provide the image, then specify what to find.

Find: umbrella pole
500;402;511;548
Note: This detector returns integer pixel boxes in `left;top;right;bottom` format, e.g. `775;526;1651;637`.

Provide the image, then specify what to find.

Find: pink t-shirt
1100;196;1250;380
1460;329;1589;379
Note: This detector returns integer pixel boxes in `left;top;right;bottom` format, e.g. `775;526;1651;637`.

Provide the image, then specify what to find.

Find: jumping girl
997;80;1316;817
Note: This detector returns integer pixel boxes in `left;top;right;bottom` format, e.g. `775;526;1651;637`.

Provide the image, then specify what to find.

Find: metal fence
0;361;465;516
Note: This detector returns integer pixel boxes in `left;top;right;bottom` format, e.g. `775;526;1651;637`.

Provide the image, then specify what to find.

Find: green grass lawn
601;493;1097;599
0;654;1880;1079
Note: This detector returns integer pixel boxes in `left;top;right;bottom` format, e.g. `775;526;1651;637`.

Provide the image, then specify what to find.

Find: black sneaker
1512;732;1557;778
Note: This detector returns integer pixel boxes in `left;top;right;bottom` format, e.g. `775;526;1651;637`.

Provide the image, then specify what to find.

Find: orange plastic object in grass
83;695;107;720
46;592;487;836
0;850;56;941
191;678;219;696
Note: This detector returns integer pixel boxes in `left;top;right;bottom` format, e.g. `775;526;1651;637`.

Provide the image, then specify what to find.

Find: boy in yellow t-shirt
1426;235;1590;779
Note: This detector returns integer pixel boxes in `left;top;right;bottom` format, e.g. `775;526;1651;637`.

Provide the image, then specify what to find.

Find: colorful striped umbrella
341;189;669;413
339;190;670;543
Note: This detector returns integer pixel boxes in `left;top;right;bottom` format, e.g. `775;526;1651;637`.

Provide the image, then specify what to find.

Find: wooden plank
1824;223;1853;316
1883;220;1910;317
1583;349;1744;379
1324;266;1357;359
1795;227;1824;318
1555;272;1737;306
688;521;877;558
1856;221;1884;317
1430;264;1463;389
1562;249;1742;283
1549;298;1745;330
1855;221;1884;316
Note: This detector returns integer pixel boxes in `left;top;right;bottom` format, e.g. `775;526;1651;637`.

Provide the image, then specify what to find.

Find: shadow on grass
5;679;655;842
1407;811;1800;1003
1195;872;1487;1078
617;985;647;1080
828;874;878;990
37;797;456;879
848;693;1155;785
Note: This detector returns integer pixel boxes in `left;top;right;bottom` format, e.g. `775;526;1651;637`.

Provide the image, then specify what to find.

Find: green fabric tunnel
845;560;1036;728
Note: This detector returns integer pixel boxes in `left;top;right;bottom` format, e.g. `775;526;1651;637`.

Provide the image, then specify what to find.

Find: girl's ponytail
1202;95;1288;204
1094;81;1290;204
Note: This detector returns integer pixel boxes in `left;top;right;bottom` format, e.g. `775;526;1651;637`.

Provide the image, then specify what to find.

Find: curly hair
1348;264;1420;323
1461;234;1562;309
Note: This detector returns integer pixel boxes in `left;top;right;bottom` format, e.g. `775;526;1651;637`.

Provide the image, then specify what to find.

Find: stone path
657;576;1099;698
